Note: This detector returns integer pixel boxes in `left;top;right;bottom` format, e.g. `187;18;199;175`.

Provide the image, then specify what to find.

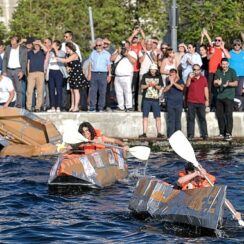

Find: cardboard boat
0;107;62;156
129;177;226;230
48;148;128;192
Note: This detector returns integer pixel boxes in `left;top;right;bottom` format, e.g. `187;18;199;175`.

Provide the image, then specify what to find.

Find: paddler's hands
123;145;129;151
233;211;242;221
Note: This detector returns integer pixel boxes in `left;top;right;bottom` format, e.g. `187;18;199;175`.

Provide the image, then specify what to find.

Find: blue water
0;148;244;243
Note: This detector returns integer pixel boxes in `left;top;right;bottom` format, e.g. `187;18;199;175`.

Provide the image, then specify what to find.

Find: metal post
88;7;95;44
171;0;177;51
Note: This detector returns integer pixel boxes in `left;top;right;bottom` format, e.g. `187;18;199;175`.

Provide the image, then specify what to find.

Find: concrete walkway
38;111;244;139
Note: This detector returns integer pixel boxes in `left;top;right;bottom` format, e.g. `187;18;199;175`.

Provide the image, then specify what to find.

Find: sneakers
126;108;134;112
224;133;232;141
139;133;147;138
113;108;125;112
216;134;224;139
47;108;56;113
157;133;165;138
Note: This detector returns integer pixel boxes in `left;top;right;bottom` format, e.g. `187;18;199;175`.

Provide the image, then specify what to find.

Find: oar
62;129;151;161
169;130;244;226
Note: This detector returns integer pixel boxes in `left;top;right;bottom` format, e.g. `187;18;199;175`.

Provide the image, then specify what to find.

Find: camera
120;40;127;56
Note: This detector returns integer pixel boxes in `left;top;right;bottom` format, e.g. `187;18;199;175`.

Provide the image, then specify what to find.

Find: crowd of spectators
0;27;243;141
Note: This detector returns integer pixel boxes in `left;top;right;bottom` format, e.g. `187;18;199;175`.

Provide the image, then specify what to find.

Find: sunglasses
96;44;102;47
193;68;200;71
234;43;241;46
215;39;222;42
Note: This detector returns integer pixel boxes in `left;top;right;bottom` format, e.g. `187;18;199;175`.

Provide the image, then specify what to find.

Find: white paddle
62;129;151;161
169;130;244;226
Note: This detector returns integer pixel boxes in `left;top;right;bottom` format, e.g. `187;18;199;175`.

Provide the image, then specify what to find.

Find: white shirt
115;51;137;76
139;50;154;76
8;46;21;68
61;41;82;61
0;75;16;103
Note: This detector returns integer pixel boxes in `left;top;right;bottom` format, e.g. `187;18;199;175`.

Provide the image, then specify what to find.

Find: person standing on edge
201;30;230;111
139;63;164;139
46;40;69;112
229;39;244;106
26;40;45;112
57;42;88;112
2;36;27;108
214;58;238;141
163;69;184;138
128;26;145;111
186;64;209;140
110;40;137;112
88;38;111;112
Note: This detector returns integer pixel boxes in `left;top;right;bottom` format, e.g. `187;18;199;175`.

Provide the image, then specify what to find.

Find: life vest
178;170;216;190
81;129;106;154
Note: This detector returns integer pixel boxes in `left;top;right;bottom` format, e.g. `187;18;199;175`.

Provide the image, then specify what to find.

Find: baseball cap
149;63;158;70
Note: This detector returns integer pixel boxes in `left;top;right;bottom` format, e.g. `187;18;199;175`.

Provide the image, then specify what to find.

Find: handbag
111;56;125;77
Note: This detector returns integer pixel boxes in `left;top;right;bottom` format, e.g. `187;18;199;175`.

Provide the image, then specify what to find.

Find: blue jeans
167;105;183;137
48;70;63;108
89;72;107;111
187;102;208;137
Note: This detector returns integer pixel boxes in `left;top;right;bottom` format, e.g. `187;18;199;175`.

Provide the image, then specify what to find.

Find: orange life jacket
81;129;106;154
178;170;216;190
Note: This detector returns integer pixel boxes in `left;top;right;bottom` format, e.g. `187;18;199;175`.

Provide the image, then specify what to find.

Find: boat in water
129;177;226;230
0;107;62;157
48;148;128;193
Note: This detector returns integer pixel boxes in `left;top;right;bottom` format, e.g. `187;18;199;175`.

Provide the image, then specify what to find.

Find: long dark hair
78;122;96;140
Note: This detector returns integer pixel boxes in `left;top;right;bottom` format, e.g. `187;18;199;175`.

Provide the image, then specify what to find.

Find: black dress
68;59;88;89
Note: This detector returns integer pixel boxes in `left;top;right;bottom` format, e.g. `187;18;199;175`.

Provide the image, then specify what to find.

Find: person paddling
177;162;242;222
77;122;128;154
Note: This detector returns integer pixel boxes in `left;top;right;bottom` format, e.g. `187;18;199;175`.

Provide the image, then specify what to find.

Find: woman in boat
78;122;129;154
177;162;242;221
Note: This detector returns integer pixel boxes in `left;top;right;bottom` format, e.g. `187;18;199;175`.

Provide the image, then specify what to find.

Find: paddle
62;129;151;161
169;130;244;226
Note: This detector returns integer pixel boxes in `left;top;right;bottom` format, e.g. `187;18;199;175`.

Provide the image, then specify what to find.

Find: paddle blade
63;128;88;144
129;146;151;161
239;220;244;227
168;130;199;167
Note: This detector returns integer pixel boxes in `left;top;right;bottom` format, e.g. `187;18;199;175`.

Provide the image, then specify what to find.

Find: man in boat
177;162;242;221
77;122;129;154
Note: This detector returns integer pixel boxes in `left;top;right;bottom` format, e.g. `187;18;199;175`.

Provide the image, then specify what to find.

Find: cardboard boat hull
48;148;128;191
129;177;226;230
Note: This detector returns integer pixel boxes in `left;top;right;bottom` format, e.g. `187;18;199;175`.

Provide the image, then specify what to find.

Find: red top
187;75;208;105
130;43;142;72
208;47;225;73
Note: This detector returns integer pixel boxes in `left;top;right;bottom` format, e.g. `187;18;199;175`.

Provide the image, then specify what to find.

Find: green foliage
0;7;7;41
9;0;168;56
8;0;244;55
177;0;244;46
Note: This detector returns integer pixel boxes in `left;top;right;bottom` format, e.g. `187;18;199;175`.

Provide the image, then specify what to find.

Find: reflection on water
0;148;244;243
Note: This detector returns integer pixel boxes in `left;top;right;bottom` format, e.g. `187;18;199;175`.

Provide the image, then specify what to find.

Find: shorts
142;99;161;118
